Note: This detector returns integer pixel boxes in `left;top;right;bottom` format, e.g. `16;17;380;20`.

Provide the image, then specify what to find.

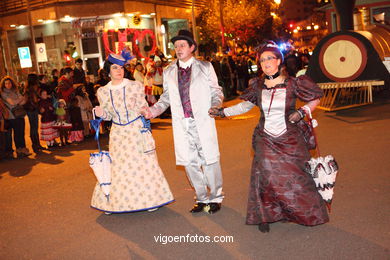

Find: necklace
265;71;280;80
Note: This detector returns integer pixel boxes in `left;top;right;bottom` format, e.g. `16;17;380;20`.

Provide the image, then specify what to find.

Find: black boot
258;223;270;233
36;134;47;150
31;135;42;153
31;136;39;153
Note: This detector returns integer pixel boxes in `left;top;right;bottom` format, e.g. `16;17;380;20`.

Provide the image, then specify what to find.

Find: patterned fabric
68;130;84;142
178;65;193;118
244;75;328;226
40;121;59;141
91;79;174;212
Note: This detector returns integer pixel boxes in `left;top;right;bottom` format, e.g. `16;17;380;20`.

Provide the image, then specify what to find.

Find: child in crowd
68;97;84;143
133;62;145;84
38;90;59;149
55;99;71;146
75;86;93;137
85;76;97;107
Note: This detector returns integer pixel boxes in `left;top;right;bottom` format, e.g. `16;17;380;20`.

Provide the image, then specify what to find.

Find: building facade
0;0;206;80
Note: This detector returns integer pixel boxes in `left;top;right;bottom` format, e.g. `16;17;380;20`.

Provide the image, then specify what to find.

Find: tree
197;0;281;52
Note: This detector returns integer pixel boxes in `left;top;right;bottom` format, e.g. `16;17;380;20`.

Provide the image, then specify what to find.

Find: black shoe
258;223;270;233
33;148;43;154
190;203;207;213
208;203;221;214
17;152;29;159
39;145;48;150
4;153;14;160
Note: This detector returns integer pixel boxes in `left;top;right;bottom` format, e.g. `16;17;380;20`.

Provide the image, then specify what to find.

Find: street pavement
0;98;389;260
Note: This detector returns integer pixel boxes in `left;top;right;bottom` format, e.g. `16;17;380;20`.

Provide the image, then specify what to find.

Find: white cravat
178;57;194;69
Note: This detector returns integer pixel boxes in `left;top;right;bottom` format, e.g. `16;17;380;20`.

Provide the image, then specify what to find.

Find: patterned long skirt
40;121;59;141
90;121;174;213
246;128;329;226
69;130;84;142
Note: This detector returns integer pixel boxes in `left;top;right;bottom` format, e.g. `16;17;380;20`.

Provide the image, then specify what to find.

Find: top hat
171;30;197;52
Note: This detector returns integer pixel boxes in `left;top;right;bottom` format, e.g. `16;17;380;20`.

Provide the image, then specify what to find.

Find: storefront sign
36;43;48;62
74;31;103;39
72;18;104;28
18;47;32;68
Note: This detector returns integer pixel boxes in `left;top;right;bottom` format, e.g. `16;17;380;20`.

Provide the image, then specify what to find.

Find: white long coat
151;58;224;166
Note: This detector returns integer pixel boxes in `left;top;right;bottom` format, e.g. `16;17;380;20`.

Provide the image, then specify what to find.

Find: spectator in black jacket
73;58;86;87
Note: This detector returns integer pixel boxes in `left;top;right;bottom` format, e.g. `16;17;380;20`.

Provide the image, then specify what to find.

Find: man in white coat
143;30;224;214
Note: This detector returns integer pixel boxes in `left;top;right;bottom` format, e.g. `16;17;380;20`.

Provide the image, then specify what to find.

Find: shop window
162;18;189;57
85;57;100;77
81;28;99;54
372;6;389;25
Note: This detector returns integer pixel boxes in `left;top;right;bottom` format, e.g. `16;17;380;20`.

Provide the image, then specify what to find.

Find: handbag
304;109;339;212
11;105;27;118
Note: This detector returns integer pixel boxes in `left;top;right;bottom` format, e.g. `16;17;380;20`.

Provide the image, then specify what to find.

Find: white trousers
184;118;224;203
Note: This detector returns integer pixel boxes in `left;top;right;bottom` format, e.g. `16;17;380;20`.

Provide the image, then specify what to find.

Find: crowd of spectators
0;47;311;161
0;58;99;160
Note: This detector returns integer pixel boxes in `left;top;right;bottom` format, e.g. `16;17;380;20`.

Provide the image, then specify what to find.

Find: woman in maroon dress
209;41;329;232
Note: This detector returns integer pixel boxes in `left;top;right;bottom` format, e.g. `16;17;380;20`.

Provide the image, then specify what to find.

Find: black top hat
171;30;197;52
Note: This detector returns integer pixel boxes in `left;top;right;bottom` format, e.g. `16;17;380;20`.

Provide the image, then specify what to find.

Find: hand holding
94;106;104;118
288;108;305;123
208;107;225;118
140;106;152;119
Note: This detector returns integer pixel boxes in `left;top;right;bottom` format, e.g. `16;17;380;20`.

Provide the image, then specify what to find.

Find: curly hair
0;76;18;91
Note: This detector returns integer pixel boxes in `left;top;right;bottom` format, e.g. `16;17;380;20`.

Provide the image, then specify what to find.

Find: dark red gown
241;75;329;226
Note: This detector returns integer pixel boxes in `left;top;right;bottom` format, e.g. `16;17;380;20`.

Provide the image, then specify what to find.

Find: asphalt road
1;98;389;260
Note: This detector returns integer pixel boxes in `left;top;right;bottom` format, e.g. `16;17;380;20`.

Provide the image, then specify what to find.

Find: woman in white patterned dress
91;53;174;214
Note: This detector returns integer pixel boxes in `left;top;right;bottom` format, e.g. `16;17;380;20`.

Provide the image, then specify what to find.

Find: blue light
278;43;286;51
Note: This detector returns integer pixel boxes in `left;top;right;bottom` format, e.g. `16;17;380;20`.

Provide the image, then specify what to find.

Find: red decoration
102;30;115;55
102;28;157;59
